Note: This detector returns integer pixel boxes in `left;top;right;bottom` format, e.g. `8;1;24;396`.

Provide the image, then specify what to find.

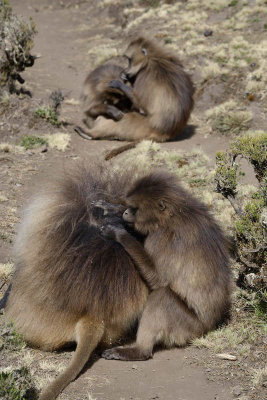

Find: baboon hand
108;80;123;90
101;224;126;241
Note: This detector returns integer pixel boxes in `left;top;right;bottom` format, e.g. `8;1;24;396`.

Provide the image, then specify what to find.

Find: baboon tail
105;142;137;160
39;319;104;400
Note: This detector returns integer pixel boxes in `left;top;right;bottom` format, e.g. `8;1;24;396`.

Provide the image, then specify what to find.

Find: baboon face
123;196;167;235
91;200;125;225
123;172;182;234
123;41;148;82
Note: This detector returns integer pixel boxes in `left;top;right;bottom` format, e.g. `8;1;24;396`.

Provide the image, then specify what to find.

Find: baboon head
91;200;125;225
122;37;151;82
123;171;181;235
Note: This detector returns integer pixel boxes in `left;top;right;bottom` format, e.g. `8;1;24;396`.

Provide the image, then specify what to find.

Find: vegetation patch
206;101;252;135
21;136;48;150
44;133;70;152
0;0;37;92
34;107;60;126
0;321;26;351
0;367;38;400
215;132;266;294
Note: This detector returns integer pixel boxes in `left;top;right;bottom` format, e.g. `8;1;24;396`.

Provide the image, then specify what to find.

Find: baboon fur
5;165;149;400
84;37;194;142
102;171;231;361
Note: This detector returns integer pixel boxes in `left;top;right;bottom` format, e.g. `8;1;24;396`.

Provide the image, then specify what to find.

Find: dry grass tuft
206;101;252;135
252;366;267;388
0;263;14;280
44;133;70;152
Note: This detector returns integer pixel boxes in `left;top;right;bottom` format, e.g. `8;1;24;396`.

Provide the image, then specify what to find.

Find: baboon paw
102;348;122;360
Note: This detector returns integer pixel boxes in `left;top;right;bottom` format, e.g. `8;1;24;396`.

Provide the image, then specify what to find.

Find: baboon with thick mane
102;171;231;361
82;37;194;142
5;165;149;400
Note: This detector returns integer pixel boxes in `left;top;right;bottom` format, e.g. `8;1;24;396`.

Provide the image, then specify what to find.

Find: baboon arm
109;80;146;114
86;104;124;121
117;231;161;290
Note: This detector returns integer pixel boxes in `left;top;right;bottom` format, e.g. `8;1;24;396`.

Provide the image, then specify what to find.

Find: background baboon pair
4;164;231;400
76;37;194;152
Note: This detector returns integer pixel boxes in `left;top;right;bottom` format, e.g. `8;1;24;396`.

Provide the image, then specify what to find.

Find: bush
0;367;38;400
0;0;37;92
215;132;266;294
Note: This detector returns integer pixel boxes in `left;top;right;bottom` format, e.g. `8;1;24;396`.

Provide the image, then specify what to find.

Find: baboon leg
102;288;204;361
39;318;104;400
87;114;155;142
102;289;164;361
86;104;124;121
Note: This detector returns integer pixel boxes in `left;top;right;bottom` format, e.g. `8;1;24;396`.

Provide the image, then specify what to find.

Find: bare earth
1;1;266;399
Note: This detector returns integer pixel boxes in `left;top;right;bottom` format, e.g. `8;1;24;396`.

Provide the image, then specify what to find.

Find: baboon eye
142;48;147;56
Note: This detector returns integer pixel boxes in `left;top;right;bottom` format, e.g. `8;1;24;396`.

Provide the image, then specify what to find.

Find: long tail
105;142;137;160
39;319;104;400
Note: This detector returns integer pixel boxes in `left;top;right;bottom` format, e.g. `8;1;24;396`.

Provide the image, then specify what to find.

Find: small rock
40;144;48;153
132;364;138;370
204;29;213;37
232;386;242;397
216;353;237;361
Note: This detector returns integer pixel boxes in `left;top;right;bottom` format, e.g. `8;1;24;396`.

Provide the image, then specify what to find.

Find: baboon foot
108;79;123;90
107;105;124;121
74;125;92;140
102;346;152;361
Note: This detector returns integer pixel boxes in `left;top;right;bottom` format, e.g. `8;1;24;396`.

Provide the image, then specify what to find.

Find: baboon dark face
123;197;167;235
91;200;125;226
123;40;149;81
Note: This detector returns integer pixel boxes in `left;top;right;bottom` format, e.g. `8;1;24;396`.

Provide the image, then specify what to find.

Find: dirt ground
0;1;266;399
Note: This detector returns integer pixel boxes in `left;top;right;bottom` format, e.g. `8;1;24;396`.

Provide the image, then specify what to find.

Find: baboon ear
158;200;166;211
142;47;147;56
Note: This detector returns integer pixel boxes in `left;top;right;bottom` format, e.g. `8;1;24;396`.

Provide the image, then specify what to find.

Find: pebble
232;386;242;397
204;29;213;37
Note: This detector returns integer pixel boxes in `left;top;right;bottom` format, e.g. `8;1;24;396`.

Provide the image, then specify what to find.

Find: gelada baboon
5;165;149;400
81;63;133;127
102;171;231;361
75;63;137;140
82;37;194;142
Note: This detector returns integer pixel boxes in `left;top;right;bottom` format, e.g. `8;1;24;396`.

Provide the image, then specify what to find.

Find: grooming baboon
80;64;133;128
75;63;142;141
82;37;194;142
102;171;231;361
5;166;149;400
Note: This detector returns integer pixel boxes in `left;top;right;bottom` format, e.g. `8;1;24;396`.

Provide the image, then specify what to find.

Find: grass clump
21;136;47;150
0;321;26;351
0;367;38;400
206;101;252;135
228;0;238;6
34;106;60;126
